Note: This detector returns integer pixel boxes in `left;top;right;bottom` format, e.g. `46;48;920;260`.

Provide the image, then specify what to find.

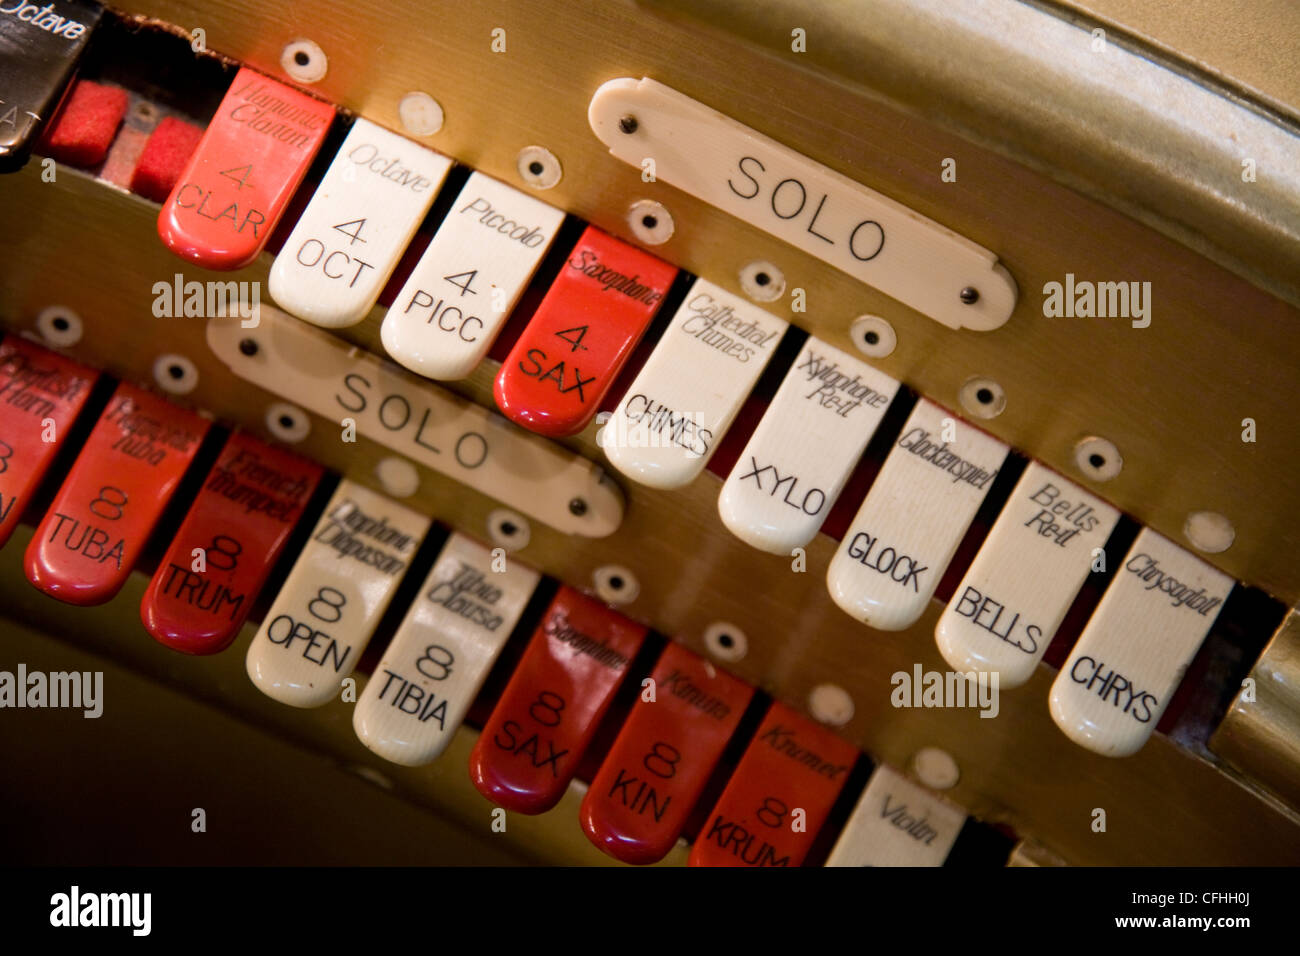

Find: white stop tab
936;461;1120;687
1049;528;1233;757
718;335;899;554
382;170;565;380
828;399;1007;631
604;277;787;489
825;763;966;867
246;479;430;708
269;117;453;328
353;532;539;765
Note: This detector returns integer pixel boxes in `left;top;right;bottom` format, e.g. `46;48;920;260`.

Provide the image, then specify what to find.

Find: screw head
959;286;980;305
618;115;638;134
568;497;588;516
238;338;259;356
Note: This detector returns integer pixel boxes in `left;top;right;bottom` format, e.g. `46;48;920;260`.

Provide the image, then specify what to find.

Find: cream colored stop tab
826;763;966;867
382;170;565;380
353;532;540;765
936;461;1120;687
718;335;899;554
246;479;430;708
1049;528;1233;757
604;277;787;489
828;399;1008;631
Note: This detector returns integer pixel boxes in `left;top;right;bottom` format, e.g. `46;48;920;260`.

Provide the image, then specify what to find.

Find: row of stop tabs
28;67;1235;755
2;331;977;868
148;67;1237;767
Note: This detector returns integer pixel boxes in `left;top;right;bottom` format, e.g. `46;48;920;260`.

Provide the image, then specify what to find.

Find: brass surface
92;0;1300;607
1211;609;1300;811
1056;0;1300;118
2;621;531;865
641;0;1300;308
2;0;1299;865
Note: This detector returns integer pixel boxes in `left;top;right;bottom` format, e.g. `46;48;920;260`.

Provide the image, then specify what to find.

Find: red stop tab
0;337;97;549
689;700;858;867
157;67;334;270
24;383;210;606
493;225;676;437
580;642;753;864
140;432;323;654
469;585;648;814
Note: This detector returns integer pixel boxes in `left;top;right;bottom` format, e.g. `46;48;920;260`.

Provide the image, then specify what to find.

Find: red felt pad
39;80;128;168
130;116;204;203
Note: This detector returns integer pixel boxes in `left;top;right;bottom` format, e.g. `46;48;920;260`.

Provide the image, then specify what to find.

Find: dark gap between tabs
679;684;772;843
375;162;474;309
573;628;670;786
464;574;560;732
803;750;874;867
932;450;1028;605
17;368;118;528
704;322;809;482
354;519;451;678
1041;514;1140;672
818;384;919;542
265;114;351;259
245;468;340;628
137;419;230;572
485;214;590;366
599;266;697;415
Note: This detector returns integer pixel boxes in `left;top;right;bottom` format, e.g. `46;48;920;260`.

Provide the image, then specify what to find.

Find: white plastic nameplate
827;400;1007;631
207;305;623;537
825;764;966;867
603;277;787;489
246;480;429;708
270;118;453;328
354;532;539;765
588;77;1016;331
936;461;1120;687
718;335;898;554
1049;528;1233;757
382;171;565;380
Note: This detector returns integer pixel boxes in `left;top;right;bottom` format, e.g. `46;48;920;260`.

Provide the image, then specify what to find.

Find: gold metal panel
1056;0;1300;118
3;621;532;864
3;1;1299;865
1211;609;1300;810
